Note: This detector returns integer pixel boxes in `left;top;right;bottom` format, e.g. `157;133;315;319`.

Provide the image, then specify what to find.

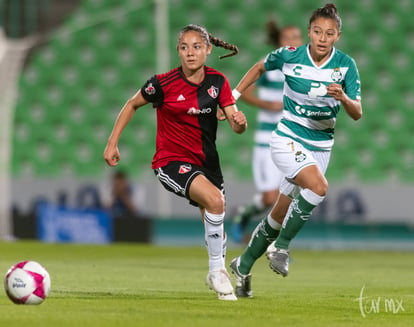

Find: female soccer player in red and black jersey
104;24;247;300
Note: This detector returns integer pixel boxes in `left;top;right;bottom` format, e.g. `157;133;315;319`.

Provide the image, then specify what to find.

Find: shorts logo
207;86;219;98
145;83;156;95
295;151;306;162
179;164;192;174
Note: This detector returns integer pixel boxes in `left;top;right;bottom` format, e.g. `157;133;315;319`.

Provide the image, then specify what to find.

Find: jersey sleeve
263;46;289;71
343;58;361;101
140;75;164;107
218;76;235;108
256;74;267;87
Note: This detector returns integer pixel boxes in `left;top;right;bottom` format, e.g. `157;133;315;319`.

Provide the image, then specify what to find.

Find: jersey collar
178;66;206;87
306;44;336;69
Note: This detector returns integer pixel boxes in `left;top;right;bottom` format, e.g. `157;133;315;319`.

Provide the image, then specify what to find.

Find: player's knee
262;191;279;207
205;190;225;213
308;177;328;197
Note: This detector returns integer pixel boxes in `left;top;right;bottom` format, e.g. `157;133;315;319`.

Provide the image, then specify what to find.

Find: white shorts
252;146;283;192
269;132;331;196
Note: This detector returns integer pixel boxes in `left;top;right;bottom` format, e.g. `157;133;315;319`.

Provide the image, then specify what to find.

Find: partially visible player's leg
232;147;283;243
231;193;267;243
237;194;290;274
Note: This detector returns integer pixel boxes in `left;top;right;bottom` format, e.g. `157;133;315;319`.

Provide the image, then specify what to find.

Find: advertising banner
37;203;112;244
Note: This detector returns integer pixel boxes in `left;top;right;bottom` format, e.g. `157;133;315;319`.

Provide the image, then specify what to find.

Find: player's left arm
327;84;362;121
327;58;362;121
222;104;247;134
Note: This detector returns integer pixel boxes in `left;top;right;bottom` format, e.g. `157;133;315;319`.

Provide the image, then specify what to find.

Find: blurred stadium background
1;0;413;247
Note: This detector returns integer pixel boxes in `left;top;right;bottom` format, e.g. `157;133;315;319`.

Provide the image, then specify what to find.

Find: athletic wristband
232;89;241;101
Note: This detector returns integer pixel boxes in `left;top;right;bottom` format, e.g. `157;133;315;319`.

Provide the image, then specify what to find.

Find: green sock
239;203;266;230
274;193;317;250
239;217;279;274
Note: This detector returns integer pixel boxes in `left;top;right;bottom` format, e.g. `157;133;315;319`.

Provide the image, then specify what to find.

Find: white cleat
206;268;237;301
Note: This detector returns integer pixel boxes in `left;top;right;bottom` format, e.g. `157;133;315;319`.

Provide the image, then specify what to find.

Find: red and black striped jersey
141;66;235;174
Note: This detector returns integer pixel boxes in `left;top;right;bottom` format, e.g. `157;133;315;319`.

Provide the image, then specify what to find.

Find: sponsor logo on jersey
331;67;343;82
294;105;331;117
179;164;192;174
295;151;306;162
187;107;212;115
177;94;186;101
308;82;327;98
207;85;219;98
145;83;156;95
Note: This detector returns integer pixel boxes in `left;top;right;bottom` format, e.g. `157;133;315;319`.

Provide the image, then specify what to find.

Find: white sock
267;213;282;230
204;210;225;271
253;193;266;210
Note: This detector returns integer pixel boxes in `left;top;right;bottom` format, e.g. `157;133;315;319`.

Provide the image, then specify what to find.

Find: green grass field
0;241;413;327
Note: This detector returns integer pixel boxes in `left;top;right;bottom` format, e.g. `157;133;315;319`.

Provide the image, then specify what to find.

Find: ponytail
208;33;238;59
266;19;281;48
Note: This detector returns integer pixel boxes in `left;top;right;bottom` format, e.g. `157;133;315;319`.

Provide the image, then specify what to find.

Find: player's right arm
233;60;266;98
104;90;149;166
240;84;284;112
235;46;290;101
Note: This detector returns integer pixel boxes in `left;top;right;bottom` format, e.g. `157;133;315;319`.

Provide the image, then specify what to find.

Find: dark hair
178;24;238;59
113;170;127;179
266;19;301;48
309;3;342;31
266;19;281;48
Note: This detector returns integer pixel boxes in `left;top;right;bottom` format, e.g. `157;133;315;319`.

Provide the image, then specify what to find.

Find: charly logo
145;83;156;95
295;151;306;162
187;107;212;115
293;65;302;76
207;86;219;98
331;67;343;82
355;285;405;318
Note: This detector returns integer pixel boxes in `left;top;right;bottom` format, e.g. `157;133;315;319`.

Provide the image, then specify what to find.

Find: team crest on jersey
207;86;219;98
145;83;156;95
331;68;343;82
179;164;192;174
295;151;306;162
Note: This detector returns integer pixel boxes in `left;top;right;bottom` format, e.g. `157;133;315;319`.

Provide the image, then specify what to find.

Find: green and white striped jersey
264;44;361;151
254;70;284;147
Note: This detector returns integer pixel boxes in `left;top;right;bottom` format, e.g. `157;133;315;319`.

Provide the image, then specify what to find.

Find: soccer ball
4;261;51;304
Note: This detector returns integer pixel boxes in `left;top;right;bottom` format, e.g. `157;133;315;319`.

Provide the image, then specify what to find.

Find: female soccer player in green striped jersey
230;3;362;298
